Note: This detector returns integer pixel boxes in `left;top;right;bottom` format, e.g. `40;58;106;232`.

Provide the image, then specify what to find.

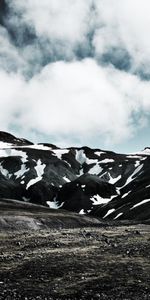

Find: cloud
5;0;150;76
0;70;25;130
5;0;94;66
0;59;150;147
7;0;92;42
93;0;150;77
0;0;150;148
0;25;25;72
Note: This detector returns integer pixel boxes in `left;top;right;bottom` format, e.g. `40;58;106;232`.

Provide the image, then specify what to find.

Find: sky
0;0;150;153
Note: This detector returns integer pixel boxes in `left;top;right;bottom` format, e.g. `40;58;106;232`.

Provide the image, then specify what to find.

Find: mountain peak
0;131;33;146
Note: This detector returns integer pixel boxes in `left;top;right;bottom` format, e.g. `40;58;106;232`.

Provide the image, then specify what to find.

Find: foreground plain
0;200;150;300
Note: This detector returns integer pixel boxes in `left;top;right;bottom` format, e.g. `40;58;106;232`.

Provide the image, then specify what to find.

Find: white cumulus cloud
0;59;150;147
0;0;150;149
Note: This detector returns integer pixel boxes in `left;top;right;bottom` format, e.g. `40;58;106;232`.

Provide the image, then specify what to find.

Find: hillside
0;131;150;221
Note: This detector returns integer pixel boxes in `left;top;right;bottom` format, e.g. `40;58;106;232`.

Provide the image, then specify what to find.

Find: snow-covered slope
0;131;150;221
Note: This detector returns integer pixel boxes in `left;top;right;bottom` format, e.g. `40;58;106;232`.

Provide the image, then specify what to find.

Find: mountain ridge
0;131;149;222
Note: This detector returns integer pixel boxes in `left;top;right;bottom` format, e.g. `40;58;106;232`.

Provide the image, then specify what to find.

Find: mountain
0;131;150;222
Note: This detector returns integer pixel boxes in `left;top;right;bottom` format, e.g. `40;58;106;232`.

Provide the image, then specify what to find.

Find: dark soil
0;227;150;300
0;200;150;299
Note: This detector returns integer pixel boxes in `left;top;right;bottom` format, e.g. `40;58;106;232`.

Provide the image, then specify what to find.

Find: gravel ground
0;223;150;300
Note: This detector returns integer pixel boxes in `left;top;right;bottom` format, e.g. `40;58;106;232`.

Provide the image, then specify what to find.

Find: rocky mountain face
0;131;150;222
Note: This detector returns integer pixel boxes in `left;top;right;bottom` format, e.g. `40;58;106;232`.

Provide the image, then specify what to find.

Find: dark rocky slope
0;131;150;221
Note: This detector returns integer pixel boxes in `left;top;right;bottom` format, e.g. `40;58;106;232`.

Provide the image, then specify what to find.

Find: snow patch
25;144;51;151
109;175;121;184
79;209;85;215
103;209;115;218
131;199;150;209
75;150;86;164
131;148;150;156
63;176;70;183
116;187;121;195
94;151;105;156
26;159;46;189
114;212;123;219
89;164;102;175
122;164;143;187
0;142;13;148
86;158;98;165
91;194;111;205
127;155;143;159
135;161;140;167
140;148;150;155
100;159;114;163
0;148;28;162
76;150;98;165
15;164;29;179
122;191;131;198
47;200;64;209
53;149;69;160
0;163;12;179
22;197;30;202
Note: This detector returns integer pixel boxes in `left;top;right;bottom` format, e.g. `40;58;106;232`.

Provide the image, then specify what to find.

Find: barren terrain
0;200;150;300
